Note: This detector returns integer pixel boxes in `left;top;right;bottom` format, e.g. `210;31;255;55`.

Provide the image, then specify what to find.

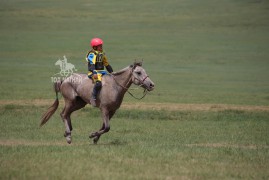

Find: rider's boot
91;81;102;107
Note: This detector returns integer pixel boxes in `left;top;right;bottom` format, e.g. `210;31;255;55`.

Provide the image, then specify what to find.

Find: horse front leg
89;109;111;144
90;123;105;144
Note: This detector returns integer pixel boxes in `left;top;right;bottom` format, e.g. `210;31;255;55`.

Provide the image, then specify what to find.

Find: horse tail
40;81;62;127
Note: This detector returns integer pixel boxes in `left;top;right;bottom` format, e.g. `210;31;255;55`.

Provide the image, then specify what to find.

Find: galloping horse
40;62;155;144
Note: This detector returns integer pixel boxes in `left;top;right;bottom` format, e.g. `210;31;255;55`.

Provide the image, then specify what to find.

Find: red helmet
90;38;103;47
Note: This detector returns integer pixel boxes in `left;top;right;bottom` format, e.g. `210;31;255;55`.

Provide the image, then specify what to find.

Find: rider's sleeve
87;53;96;73
103;55;113;73
103;55;109;66
87;53;96;64
106;65;113;73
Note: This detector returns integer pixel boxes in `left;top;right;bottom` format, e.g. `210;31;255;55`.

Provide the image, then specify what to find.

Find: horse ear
138;60;143;66
136;61;142;67
133;60;142;67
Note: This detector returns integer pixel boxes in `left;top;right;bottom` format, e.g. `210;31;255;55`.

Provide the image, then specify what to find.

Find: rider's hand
93;74;98;79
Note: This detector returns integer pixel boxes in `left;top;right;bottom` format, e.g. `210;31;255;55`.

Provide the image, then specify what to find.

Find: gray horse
40;62;155;144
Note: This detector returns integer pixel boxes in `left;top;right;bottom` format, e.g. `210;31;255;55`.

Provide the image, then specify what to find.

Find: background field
0;0;269;179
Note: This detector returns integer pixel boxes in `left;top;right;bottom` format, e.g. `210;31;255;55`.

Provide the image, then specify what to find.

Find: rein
127;89;148;100
111;72;148;100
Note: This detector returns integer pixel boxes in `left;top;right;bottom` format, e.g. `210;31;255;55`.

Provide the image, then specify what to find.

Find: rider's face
96;45;103;51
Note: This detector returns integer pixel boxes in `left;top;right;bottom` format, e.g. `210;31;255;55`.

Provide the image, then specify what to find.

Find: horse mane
112;61;143;76
112;66;130;75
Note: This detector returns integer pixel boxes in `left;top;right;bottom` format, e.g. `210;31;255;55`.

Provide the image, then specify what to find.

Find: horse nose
149;82;155;89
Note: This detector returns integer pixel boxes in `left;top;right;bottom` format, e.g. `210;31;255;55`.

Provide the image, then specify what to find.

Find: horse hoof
89;132;98;139
89;134;94;139
93;137;99;144
66;137;72;144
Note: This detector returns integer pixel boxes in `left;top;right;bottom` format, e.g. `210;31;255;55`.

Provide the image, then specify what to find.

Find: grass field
0;0;269;179
0;105;269;179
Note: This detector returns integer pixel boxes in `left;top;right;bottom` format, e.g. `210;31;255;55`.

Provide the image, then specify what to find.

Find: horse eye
136;71;141;75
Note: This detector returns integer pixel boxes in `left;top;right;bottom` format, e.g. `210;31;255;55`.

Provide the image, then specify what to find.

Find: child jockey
86;38;113;107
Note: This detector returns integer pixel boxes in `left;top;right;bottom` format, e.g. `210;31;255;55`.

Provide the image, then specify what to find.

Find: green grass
0;105;268;179
0;0;269;105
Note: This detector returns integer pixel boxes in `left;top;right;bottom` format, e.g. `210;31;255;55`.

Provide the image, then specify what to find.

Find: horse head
130;61;155;91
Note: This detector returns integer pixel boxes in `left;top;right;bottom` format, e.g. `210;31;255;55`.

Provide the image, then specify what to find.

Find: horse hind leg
61;103;73;144
61;98;86;144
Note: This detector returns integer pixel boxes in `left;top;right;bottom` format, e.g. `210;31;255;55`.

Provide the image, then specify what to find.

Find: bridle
111;68;149;100
134;75;149;86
